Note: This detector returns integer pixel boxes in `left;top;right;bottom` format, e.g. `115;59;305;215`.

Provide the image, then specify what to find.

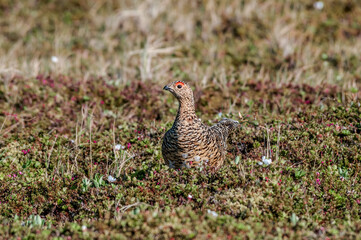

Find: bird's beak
163;85;171;91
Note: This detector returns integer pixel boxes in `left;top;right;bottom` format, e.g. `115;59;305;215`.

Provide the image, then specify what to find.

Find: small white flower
313;1;324;10
218;112;223;118
70;140;75;143
51;56;59;63
188;194;193;199
207;209;218;217
115;144;124;150
194;156;201;162
107;175;116;182
262;156;272;166
82;225;87;231
182;153;188;159
258;156;272;166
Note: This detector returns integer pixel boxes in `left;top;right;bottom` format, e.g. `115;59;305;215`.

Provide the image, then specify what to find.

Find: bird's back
162;117;233;169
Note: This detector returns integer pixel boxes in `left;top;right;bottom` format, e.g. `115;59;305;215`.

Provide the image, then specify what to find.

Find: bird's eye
175;81;184;89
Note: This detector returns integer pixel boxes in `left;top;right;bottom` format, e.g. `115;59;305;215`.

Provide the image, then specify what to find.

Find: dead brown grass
0;0;360;96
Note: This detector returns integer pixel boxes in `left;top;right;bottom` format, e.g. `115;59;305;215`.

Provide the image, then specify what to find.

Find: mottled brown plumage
162;81;239;170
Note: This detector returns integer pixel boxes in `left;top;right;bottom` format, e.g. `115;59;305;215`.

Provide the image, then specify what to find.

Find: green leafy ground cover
1;0;361;239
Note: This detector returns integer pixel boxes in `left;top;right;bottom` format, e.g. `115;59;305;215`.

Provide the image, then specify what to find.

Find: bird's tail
218;118;240;131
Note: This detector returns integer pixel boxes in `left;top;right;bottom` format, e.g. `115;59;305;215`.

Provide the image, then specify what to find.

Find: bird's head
163;81;194;102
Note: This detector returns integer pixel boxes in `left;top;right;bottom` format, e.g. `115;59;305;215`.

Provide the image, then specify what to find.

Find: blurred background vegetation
0;0;360;90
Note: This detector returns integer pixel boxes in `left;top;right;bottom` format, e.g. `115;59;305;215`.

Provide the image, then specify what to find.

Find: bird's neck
175;98;196;121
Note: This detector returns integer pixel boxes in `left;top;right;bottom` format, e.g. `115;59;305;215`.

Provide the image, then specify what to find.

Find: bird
162;81;239;170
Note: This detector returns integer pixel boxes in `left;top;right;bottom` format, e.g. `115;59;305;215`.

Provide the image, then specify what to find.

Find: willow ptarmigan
162;81;239;170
